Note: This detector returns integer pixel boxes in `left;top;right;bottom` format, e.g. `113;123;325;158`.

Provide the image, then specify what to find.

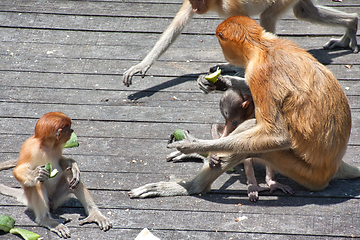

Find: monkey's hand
197;74;228;94
67;162;80;189
167;130;200;154
208;154;221;168
79;211;112;231
122;63;150;87
36;166;50;183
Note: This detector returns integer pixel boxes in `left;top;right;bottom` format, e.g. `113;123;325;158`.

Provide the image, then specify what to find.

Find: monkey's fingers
122;64;150;87
268;182;294;194
69;177;80;189
51;223;71;239
323;36;359;53
36;166;50;182
208;154;220;168
247;184;269;202
79;212;112;231
197;74;216;94
167;133;175;145
166;150;182;162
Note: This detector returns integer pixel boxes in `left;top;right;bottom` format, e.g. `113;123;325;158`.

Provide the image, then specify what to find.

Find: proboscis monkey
123;0;359;86
0;112;112;238
129;16;359;199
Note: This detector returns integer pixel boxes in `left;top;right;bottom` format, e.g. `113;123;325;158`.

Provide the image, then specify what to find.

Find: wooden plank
2;11;360;36
0;0;357;19
1;36;360;65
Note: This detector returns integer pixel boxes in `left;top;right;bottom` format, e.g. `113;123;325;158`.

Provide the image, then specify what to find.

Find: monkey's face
189;0;209;14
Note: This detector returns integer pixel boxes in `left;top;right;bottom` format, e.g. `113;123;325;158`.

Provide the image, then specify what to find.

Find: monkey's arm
60;157;80;189
123;0;195;87
197;75;250;94
168;119;291;155
13;163;49;187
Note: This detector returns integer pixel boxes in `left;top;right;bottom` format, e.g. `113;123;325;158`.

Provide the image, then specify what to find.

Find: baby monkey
0;112;112;238
167;89;293;201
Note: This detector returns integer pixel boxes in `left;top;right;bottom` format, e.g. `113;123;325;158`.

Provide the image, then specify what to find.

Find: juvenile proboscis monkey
167;89;293;201
129;16;359;199
0;112;112;238
216;89;293;201
123;0;359;86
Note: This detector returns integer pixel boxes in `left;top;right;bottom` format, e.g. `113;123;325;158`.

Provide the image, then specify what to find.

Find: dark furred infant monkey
215;89;293;201
129;16;359;199
0;112;112;238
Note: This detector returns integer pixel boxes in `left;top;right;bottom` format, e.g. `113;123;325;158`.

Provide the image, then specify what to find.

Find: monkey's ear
56;129;63;140
242;101;250;109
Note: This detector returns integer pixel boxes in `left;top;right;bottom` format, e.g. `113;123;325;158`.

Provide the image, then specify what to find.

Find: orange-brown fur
0;112;112;238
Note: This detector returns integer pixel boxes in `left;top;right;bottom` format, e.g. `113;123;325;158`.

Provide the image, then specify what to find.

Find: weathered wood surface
0;0;359;239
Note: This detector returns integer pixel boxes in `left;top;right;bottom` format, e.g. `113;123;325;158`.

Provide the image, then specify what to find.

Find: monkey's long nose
220;119;234;138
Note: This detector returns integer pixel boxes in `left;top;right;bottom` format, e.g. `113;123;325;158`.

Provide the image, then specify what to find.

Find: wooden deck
0;0;359;239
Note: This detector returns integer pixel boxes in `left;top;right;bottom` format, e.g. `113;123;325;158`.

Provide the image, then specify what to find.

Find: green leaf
10;228;40;240
0;215;15;233
64;132;79;148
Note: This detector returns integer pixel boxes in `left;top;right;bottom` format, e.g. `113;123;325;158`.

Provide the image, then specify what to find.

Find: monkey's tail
333;161;360;179
0;183;27;205
0;159;17;170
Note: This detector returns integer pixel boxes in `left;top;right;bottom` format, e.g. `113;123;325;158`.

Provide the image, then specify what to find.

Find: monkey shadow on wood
23;198;88;226
307;47;356;65
194;164;360;207
127;74;198;101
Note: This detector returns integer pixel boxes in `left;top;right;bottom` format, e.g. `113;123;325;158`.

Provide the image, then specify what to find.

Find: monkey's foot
323;35;358;53
79;211;112;231
166;151;206;162
267;180;294;194
50;223;71;239
247;184;269;202
129;181;189;198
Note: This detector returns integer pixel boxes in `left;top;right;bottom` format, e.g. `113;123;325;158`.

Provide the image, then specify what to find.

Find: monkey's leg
243;158;268;202
0;159;17;170
72;183;112;231
260;0;299;33
122;1;195;86
264;165;293;194
25;185;71;238
130;151;250;198
293;0;358;53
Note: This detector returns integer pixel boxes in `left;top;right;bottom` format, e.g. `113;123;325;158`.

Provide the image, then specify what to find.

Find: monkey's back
249;38;351;166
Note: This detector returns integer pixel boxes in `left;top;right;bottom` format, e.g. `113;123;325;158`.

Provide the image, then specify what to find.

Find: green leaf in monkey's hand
43;163;58;178
64;132;79;148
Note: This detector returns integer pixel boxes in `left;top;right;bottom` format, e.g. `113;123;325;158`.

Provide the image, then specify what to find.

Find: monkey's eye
217;32;225;40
